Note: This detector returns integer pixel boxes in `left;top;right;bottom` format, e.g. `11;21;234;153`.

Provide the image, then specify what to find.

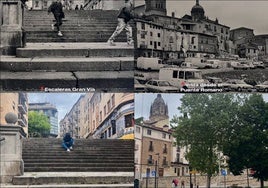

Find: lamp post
155;153;160;188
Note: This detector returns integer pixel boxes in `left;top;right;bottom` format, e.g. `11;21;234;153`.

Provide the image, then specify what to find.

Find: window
191;37;195;44
158;33;161;38
147;129;152;135
158;42;161;46
136;126;140;133
111;94;115;108
179;71;184;79
150;32;153;36
125;114;133;128
107;100;111;112
104;106;106;115
149;141;154;151
111;120;116;135
162;133;166;139
108;127;111;137
100;111;102;122
150;41;153;45
172;71;178;78
163;157;167;165
163;144;167;153
141;23;145;30
221;28;224;33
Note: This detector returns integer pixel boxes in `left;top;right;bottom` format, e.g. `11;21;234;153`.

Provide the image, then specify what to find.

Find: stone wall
0;0;23;55
0;125;26;183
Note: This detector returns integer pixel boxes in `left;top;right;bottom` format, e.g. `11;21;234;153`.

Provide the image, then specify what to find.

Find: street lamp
155;153;160;188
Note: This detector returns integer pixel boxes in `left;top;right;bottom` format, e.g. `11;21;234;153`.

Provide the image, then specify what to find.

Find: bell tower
145;0;167;16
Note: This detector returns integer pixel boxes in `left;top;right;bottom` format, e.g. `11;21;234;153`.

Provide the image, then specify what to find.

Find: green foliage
172;94;268;188
223;94;268;186
28;111;51;137
135;117;144;125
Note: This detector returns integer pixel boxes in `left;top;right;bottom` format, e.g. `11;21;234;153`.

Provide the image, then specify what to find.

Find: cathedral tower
148;94;169;128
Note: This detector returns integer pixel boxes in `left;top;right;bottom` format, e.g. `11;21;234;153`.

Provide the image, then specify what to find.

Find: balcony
147;159;155;165
18;114;27;127
18;103;27;114
162;161;168;167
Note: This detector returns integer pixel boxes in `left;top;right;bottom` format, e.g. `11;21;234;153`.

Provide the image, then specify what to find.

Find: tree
28;111;51;137
223;94;268;188
173;94;239;188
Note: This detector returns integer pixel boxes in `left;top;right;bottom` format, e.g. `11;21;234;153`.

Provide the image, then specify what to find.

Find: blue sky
28;93;84;122
135;0;268;35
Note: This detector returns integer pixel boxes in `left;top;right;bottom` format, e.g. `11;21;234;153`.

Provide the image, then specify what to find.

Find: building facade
0;93;28;135
59;93;134;139
29;102;58;136
31;0;84;10
84;0;125;10
135;19;217;60
135;94;189;180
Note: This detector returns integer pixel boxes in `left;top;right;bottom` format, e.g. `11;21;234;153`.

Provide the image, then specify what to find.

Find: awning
119;133;134;140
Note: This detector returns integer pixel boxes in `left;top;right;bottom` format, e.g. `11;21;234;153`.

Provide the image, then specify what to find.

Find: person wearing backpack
107;0;134;46
48;0;65;37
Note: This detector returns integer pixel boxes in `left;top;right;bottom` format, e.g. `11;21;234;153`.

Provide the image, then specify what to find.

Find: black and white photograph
134;0;268;93
0;0;135;92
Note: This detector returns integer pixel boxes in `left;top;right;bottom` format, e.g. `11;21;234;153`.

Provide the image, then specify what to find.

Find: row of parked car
135;76;268;93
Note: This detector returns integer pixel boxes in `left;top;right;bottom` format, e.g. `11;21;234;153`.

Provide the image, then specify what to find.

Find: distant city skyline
135;0;268;35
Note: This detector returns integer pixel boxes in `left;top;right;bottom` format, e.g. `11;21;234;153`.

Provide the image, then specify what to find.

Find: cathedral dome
191;0;205;20
149;94;169;121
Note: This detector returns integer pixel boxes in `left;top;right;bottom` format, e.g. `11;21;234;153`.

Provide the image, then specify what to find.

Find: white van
184;57;209;69
136;57;164;71
159;67;207;89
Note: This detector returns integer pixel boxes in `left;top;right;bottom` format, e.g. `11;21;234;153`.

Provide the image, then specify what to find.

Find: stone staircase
1;138;134;188
0;10;134;92
24;10;127;43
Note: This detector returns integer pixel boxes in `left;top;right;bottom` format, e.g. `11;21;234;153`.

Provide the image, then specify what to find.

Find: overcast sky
135;93;268;121
135;0;268;35
28;93;84;122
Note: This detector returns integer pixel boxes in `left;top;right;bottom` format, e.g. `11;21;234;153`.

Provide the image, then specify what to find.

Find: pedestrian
172;179;179;188
75;4;79;10
107;0;134;46
48;0;64;37
80;5;84;10
181;180;185;188
62;132;74;152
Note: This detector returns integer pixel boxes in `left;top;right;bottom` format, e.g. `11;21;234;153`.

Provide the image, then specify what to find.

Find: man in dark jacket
107;0;134;46
62;132;74;152
48;0;64;36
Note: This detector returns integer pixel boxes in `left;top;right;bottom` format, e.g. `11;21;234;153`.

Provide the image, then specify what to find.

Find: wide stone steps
22;138;134;172
0;185;134;188
16;43;134;58
6;172;134;187
24;10;126;43
0;71;134;92
0;42;134;91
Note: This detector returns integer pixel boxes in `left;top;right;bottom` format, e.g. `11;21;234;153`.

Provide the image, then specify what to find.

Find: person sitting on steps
107;0;134;46
48;0;65;37
62;132;74;152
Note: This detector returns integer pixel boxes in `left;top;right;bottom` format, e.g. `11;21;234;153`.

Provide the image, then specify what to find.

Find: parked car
252;61;265;69
222;79;253;92
255;81;268;92
232;62;250;70
134;79;146;92
145;79;179;93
